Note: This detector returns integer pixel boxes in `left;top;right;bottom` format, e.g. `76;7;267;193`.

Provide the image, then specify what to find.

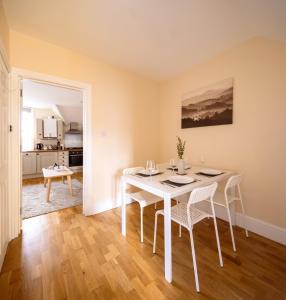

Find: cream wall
10;30;160;213
159;37;286;228
0;0;9;57
7;29;286;228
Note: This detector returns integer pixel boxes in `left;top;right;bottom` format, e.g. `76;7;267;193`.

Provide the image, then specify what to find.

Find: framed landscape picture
181;78;233;129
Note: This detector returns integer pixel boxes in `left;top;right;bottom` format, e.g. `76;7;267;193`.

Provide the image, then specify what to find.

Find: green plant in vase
176;136;186;159
176;136;186;174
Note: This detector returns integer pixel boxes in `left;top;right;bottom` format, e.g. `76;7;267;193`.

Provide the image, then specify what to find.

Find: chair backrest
123;167;144;175
225;174;242;192
188;182;218;206
186;182;218;227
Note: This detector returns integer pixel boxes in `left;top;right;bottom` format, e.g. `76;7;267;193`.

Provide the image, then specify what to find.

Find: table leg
46;178;52;202
44;178;47;188
121;178;126;236
67;175;73;196
164;194;172;282
62;176;65;184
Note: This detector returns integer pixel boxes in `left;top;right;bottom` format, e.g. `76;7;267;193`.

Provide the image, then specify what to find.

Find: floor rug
22;179;82;219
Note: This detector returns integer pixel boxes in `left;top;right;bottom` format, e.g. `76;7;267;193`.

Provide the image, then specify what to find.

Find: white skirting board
214;204;286;246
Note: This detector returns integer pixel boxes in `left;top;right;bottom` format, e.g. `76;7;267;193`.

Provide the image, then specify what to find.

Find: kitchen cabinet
43;119;57;138
58;151;69;167
22;152;37;175
36;119;43;139
36;152;58;173
57;120;63;140
22;151;71;177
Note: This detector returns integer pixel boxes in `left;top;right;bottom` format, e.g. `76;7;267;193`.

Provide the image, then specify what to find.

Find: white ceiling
4;0;286;80
22;80;83;109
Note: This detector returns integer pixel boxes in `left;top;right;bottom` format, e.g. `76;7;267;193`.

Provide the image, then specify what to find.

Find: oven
69;149;83;167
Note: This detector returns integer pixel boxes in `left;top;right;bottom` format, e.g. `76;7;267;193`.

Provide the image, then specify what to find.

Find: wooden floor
0;201;286;299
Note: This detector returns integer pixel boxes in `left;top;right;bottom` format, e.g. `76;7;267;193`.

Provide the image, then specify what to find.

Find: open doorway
21;79;84;219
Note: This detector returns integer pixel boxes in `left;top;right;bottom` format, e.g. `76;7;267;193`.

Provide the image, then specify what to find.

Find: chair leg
237;185;249;237
153;212;158;253
189;229;200;292
209;197;223;267
226;205;237;252
140;207;144;243
213;215;223;267
240;199;249;237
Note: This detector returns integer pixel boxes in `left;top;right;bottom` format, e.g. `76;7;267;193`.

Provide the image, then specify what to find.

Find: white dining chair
211;174;248;252
153;182;223;293
123;167;162;243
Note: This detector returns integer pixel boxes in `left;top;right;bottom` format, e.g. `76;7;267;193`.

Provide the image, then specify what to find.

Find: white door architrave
9;68;93;240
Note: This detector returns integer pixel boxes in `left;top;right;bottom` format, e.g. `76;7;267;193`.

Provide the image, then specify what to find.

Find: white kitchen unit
36;152;58;173
43;119;57;138
57;151;69;167
22;152;37;175
36;119;43;139
36;119;63;140
57;120;64;140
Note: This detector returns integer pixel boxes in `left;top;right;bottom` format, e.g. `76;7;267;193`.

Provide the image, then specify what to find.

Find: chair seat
127;191;162;208
156;202;210;229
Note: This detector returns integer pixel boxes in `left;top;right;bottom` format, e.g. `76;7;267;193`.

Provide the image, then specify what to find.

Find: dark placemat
135;172;164;178
161;179;199;187
195;172;224;177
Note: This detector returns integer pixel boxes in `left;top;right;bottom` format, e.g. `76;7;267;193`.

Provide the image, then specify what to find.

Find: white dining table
121;164;233;283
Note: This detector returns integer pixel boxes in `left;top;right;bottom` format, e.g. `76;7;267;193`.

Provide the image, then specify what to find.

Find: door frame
9;68;93;239
0;39;10;269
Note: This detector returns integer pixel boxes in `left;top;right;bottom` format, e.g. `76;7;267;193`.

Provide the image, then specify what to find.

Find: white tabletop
122;164;233;198
42;166;74;178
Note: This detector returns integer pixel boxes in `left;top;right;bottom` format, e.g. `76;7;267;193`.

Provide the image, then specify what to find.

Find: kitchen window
21;107;34;151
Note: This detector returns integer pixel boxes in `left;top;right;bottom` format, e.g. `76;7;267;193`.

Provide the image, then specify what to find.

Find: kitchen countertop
22;149;68;153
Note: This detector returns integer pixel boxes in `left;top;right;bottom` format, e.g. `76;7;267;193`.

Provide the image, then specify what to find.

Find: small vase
177;159;185;175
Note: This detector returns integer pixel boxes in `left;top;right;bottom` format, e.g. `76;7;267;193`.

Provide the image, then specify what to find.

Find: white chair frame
123;167;162;243
153;182;223;292
212;174;248;252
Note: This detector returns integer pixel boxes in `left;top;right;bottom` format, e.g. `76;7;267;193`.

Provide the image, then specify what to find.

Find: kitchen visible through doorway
21;79;84;219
